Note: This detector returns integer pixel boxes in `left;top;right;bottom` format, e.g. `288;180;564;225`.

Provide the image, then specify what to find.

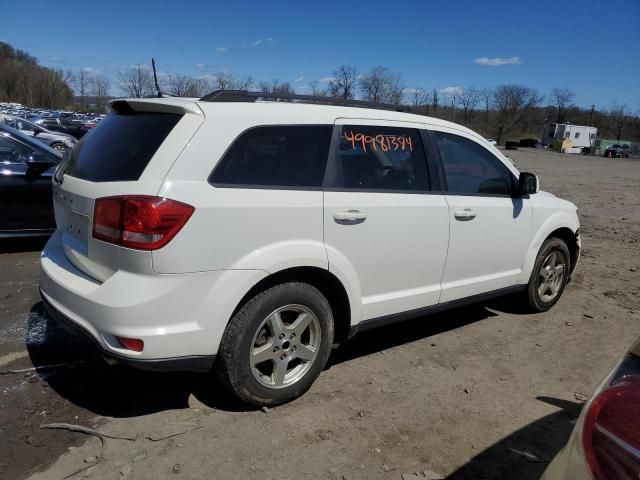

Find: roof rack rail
199;89;416;113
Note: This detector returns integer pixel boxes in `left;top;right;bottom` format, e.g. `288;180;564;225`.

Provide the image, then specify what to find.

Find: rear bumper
41;293;215;372
39;230;265;371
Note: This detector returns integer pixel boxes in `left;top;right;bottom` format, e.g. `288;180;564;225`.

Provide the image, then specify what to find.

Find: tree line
0;42;73;109
1;41;638;143
116;63;640;144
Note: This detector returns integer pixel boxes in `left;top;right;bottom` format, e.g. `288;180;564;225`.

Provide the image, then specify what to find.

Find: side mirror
517;172;539;195
25;152;55;167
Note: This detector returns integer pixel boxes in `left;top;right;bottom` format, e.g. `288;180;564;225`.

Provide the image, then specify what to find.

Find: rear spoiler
107;98;202;115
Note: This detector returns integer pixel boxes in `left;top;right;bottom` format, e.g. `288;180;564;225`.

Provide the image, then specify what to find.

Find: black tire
525;237;571;312
216;282;334;407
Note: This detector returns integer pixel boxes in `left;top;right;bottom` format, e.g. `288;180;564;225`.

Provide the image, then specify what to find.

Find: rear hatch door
53;99;204;282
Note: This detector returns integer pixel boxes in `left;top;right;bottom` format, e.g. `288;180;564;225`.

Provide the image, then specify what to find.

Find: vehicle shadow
0;236;49;253
328;303;497;367
446;397;581;480
28;299;515;418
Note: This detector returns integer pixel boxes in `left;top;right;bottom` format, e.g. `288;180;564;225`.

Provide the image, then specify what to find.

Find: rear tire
525;237;571;312
216;282;334;407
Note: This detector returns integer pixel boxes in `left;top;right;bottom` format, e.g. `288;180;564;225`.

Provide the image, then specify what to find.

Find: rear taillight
582;359;640;480
93;196;194;250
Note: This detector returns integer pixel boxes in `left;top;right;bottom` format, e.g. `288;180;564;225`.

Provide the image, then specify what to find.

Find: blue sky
2;0;639;109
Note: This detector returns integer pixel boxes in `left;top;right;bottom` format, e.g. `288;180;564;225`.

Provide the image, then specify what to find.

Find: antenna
151;58;163;98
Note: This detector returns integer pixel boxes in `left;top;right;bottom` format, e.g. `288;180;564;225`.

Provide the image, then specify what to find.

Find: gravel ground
1;148;638;480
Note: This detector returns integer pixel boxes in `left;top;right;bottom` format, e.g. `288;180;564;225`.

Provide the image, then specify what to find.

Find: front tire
525;237;571;312
216;282;334;407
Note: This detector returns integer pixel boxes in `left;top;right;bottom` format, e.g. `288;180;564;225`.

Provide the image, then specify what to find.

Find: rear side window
433;132;515;195
65;113;181;182
326;125;430;192
211;125;332;188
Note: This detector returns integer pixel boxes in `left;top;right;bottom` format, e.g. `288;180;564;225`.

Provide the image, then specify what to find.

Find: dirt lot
1;148;639;480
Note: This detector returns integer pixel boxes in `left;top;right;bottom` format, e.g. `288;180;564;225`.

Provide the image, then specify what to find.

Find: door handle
333;210;367;225
454;208;476;220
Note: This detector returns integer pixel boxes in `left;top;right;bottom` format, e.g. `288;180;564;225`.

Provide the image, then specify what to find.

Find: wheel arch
545;227;580;274
231;266;353;343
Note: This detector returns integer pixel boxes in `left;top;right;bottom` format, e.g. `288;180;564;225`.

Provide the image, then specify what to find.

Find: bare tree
456;86;481;125
359;66;404;104
384;71;404;105
608;104;628;140
309;80;327;97
328;65;357;99
74;69;93;107
167;74;196;96
214;72;235;91
234;75;255;91
191;78;211;97
92;74;110;109
258;79;295;96
432;89;438;110
213;72;253;91
493;84;543;144
407;87;431;114
359;66;388;103
118;64;153;98
551;87;575;123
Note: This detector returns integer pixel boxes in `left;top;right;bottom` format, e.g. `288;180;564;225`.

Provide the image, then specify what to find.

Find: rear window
210;125;332;188
65;112;182;182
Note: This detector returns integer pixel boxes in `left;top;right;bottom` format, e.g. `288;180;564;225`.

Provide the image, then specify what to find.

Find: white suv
40;91;580;406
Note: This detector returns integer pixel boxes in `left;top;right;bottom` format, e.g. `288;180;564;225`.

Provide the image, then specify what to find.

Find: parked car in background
0;115;77;152
603;144;630;158
40;92;581;407
36;117;88;139
541;336;640;480
0;123;61;237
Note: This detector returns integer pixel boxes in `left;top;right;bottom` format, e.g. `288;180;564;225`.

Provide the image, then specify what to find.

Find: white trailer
542;123;597;149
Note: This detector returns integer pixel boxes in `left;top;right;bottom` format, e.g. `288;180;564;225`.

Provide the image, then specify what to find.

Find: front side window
433;132;514;195
327;125;430;192
575;132;580;139
211;125;332;188
0;135;32;163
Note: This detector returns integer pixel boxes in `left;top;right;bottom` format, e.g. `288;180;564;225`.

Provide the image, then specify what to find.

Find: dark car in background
36;117;89;139
0;123;61;237
603;144;631;158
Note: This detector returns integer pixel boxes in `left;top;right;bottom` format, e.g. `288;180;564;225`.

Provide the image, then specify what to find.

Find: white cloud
252;37;274;46
474;56;522;66
295;76;304;82
195;63;205;68
319;76;335;84
215;47;227;53
440;86;463;96
296;84;312;94
198;73;218;82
